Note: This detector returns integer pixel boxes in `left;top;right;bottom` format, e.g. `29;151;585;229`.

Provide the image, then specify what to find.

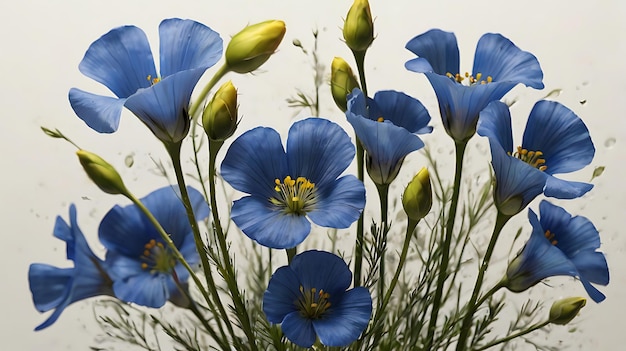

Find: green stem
474;320;551;351
189;63;230;121
351;48;368;288
475;281;505;309
286;247;297;264
456;211;512;351
208;140;258;351
424;140;467;350
163;141;236;345
375;183;389;306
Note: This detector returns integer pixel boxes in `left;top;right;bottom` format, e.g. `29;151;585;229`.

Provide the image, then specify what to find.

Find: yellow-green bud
549;297;586;325
342;0;374;52
76;150;128;195
402;168;433;221
202;80;238;141
331;57;360;112
225;20;286;74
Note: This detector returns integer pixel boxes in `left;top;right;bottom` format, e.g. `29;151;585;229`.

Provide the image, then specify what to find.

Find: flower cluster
30;3;609;351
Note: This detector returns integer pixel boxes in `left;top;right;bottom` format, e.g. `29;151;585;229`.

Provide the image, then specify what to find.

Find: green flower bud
225;20;286;74
202;80;238;141
331;57;360;112
549;297;586;325
402;168;433;221
77;150;128;195
342;0;374;52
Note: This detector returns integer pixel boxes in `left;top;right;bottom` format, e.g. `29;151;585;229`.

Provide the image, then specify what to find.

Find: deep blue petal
580;278;606;303
372;90;431;134
347;88;368;117
571;251;610;285
221;126;288;199
307;175;365;228
158;18;223;77
543;176;593;199
230;196;311;249
425;72;516;141
263;266;302;323
477;101;514;153
78;25;156;98
405;29;459;75
68;88;126;133
286;118;355;187
29;264;72;313
473;33;543;88
99;203;152;257
281;312;317;348
290;250;352;297
522;100;594;174
112;266;170;308
313;287;372;347
538;200;600;255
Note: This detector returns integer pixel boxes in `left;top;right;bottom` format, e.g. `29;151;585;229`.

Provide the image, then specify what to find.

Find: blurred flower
402;167;432;221
405;29;543;142
346;88;432;185
76;150;128;195
202;80;238;141
330;57;360;112
225;20;286;74
549;297;586;325
477;100;594;215
29;205;113;330
221;118;365;249
69;19;223;143
504;201;609;303
98;186;209;308
343;0;374;52
263;250;372;347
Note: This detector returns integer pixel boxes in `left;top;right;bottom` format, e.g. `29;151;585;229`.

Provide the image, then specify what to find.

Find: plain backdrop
2;0;624;350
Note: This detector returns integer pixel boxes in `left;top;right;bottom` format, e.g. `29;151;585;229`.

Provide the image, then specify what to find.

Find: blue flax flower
477;100;594;215
405;29;543;142
69;18;223;143
346;89;432;185
504;200;609;302
29;205;113;330
263;250;372;347
98;186;209;308
221;118;365;249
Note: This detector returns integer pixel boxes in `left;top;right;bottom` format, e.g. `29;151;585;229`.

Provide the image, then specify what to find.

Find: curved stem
424;140;467;350
189;64;230;121
164;141;236;345
455;211;512;351
351;48;368;287
474;320;551;351
208;140;258;351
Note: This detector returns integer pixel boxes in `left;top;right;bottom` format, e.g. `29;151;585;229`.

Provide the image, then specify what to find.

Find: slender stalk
286;247;297;264
208;139;258;351
475;281;505;309
455;211;512;351
163;141;236;345
351;49;368;287
375;183;389;305
474;320;551;351
424;140;468;350
189;64;230;121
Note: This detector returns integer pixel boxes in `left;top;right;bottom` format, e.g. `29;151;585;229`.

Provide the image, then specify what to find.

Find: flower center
545;230;558;246
446;71;492;85
140;239;176;274
296;286;332;319
146;75;161;85
377;116;384;122
270;176;317;215
508;146;547;171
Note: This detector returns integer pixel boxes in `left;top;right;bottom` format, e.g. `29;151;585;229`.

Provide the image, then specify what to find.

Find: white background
1;0;624;349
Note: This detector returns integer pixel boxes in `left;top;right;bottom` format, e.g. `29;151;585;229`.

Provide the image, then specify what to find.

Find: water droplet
543;89;562;99
125;153;135;167
579;99;587;105
604;138;616;149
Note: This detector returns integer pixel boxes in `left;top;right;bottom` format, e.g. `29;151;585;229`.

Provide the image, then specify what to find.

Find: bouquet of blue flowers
29;1;609;350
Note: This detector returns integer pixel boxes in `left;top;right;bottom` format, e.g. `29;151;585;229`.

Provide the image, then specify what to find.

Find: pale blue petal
307;175;365;228
405;29;459;75
68;88;126;133
477;101;514;153
372;90;431;134
544;176;593;199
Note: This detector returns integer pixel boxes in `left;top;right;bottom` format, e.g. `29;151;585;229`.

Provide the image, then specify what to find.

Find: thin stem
424;140;467;350
456;211;512;351
375;183;389;306
189;63;230;121
208;139;258;351
475;280;505;309
286;247;297;264
164;141;235;345
351;48;368;287
474;320;551;351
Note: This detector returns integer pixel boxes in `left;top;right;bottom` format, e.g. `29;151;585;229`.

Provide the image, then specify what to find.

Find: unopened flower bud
225;20;286;74
402;167;432;221
549;297;586;325
331;57;360;112
202;81;238;141
77;150;128;195
343;0;374;52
